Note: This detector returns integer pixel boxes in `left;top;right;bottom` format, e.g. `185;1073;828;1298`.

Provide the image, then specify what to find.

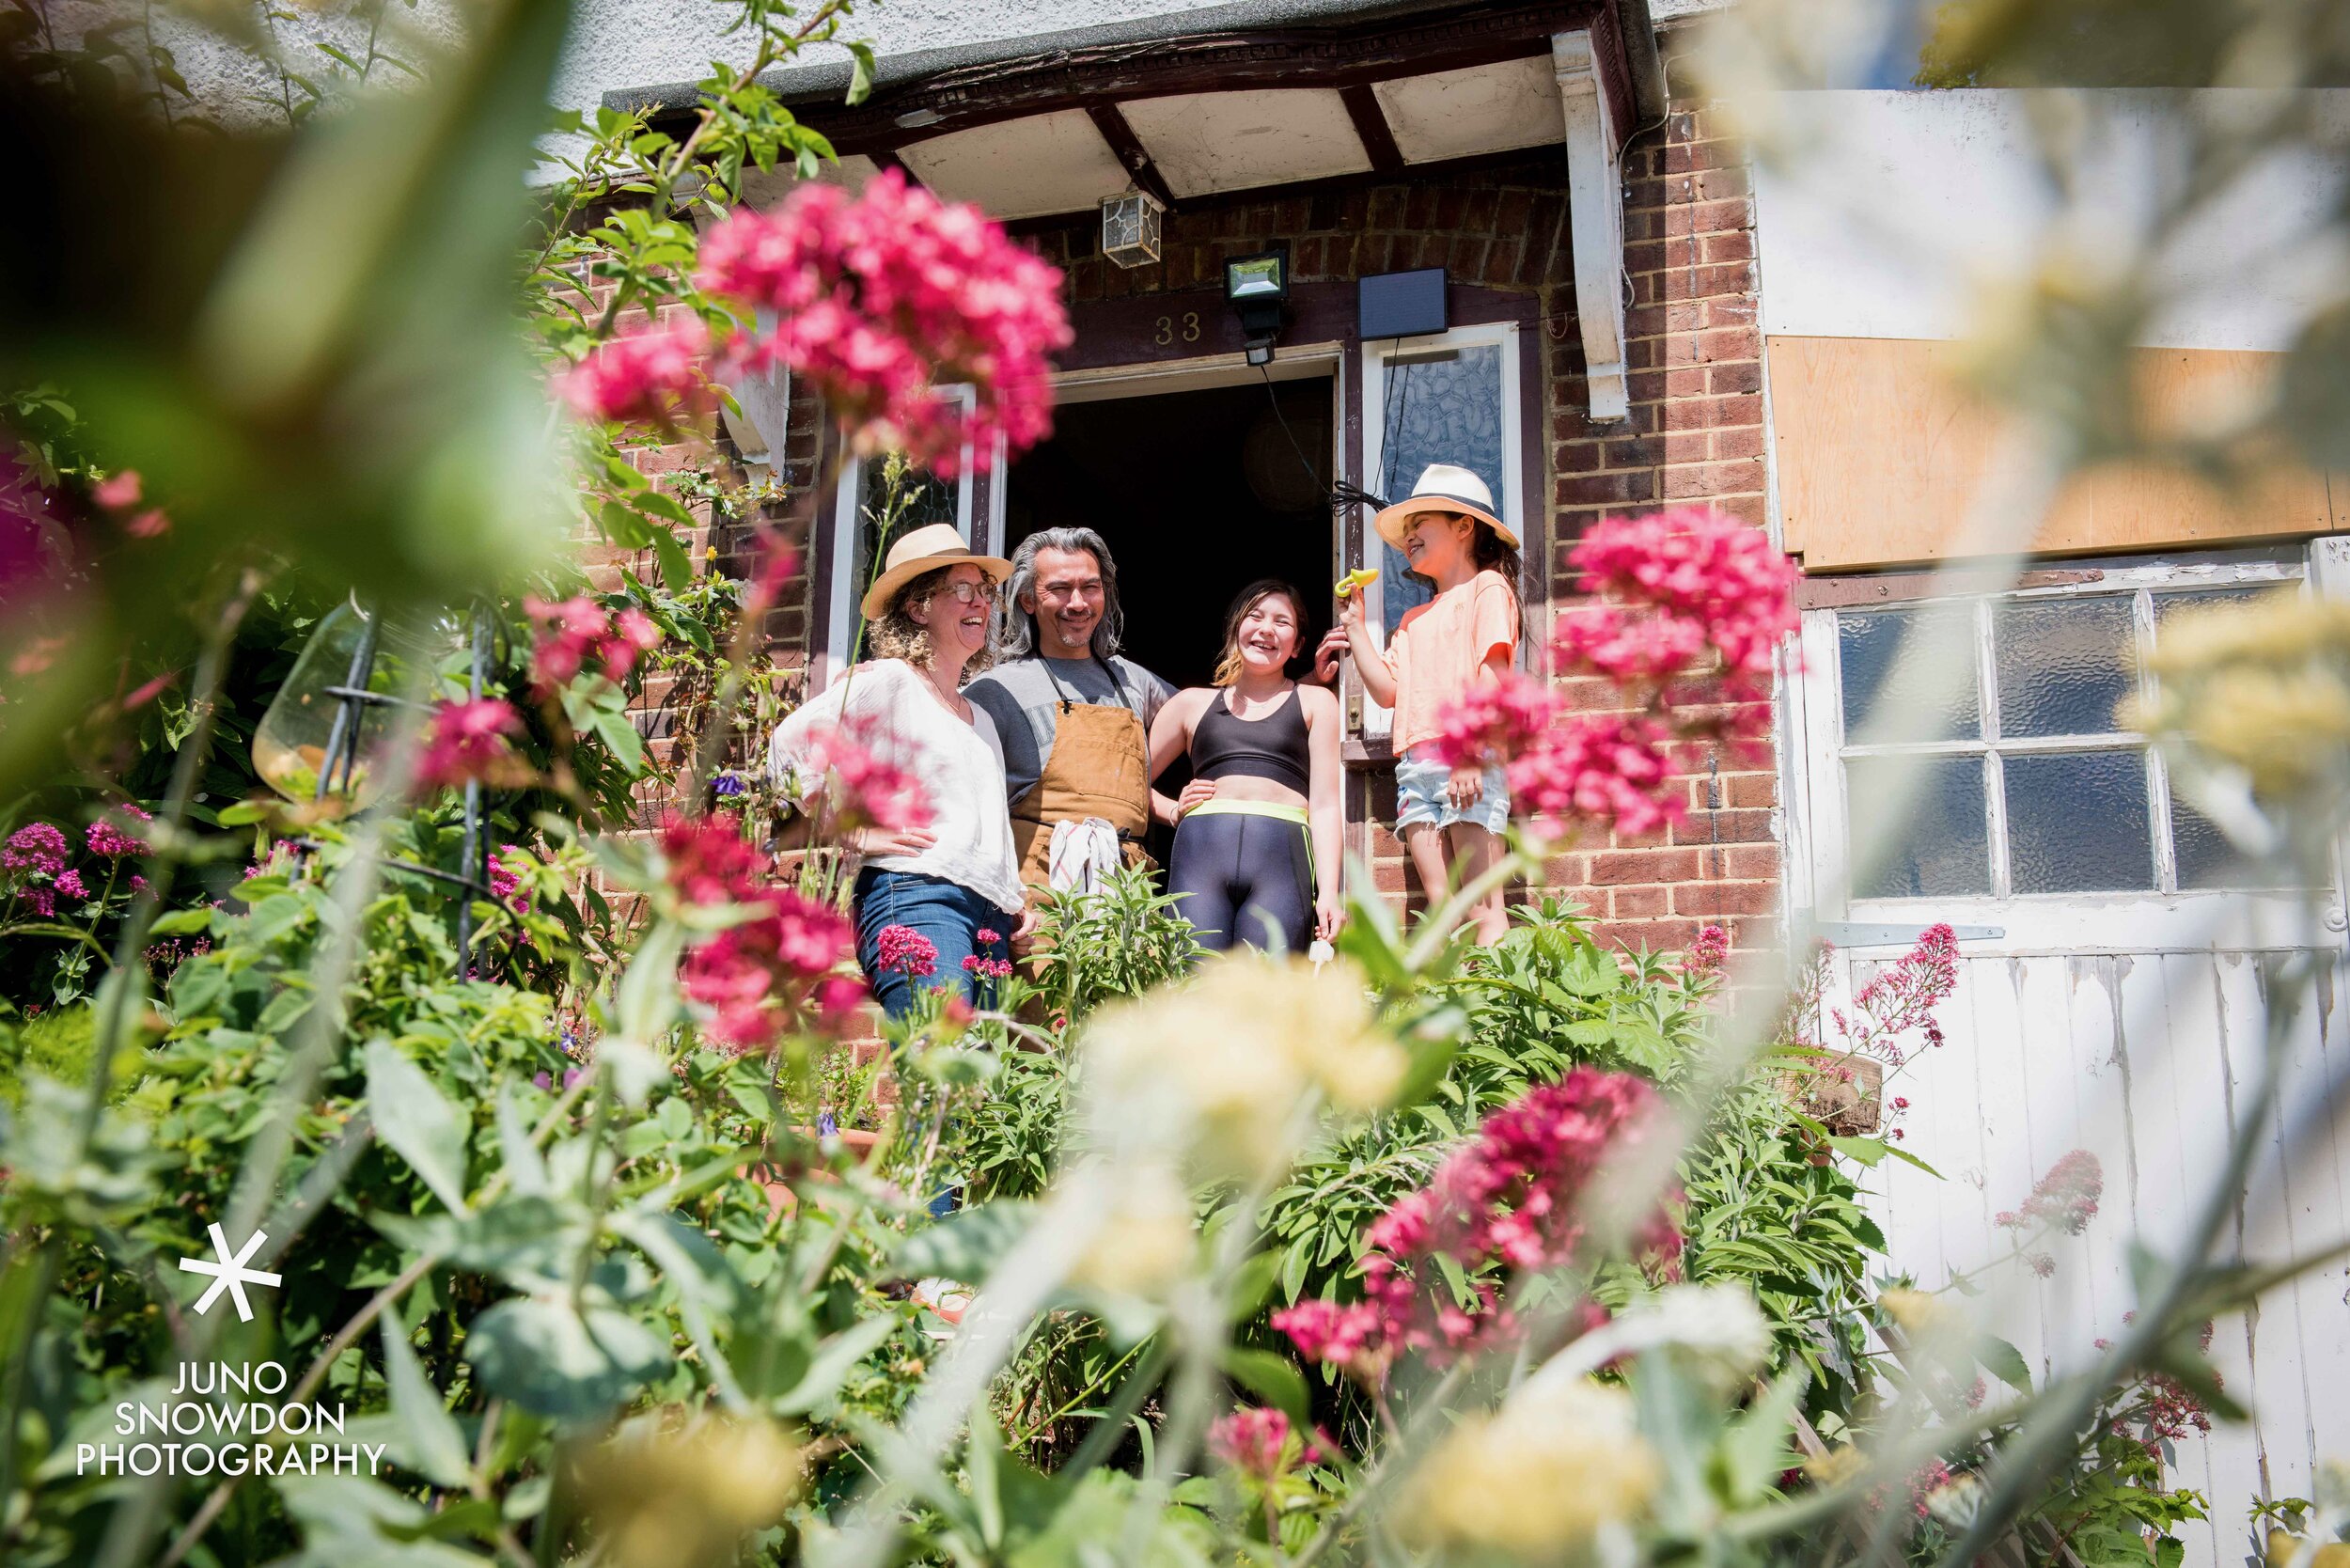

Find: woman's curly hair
868;565;996;678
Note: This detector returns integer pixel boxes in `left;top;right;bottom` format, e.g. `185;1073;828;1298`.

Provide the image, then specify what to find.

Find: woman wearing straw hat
1317;463;1523;945
768;522;1032;1020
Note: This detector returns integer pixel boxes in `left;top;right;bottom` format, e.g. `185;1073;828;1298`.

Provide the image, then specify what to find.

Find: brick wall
610;50;1783;959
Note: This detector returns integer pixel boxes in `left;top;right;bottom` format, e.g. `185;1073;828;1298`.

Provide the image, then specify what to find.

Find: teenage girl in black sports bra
1146;580;1343;955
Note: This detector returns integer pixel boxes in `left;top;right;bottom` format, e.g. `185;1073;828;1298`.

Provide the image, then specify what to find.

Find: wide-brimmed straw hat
860;522;1013;621
1372;463;1518;551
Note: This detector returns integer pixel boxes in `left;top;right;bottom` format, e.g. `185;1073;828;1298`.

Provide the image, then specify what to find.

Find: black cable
1255;363;1390;518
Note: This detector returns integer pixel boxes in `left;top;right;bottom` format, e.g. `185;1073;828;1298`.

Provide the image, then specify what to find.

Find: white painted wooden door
1788;546;2350;1565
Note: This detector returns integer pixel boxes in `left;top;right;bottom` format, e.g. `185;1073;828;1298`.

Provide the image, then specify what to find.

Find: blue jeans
853;868;1012;1021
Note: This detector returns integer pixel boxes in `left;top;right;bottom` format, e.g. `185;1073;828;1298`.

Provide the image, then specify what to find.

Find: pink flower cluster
874;923;937;979
1274;1068;1680;1382
558;319;712;426
661;814;855;1051
697;171;1073;477
93;469;169;539
415;698;525;792
86;803;151;858
1207;1407;1329;1480
488;846;530;916
1849;921;1956;1060
1559;507;1796;698
1426;507;1796;839
1683;923;1730;981
962;953;1012;981
800;719;932;837
1997;1149;2103;1237
4;821;72;917
525;595;663;693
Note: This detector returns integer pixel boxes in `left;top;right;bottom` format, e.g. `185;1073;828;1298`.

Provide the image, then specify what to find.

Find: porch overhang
609;0;1659;422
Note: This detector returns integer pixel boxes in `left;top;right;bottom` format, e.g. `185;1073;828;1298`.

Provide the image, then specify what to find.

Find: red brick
1612;885;1669;917
1591;848;1700;886
1725;843;1781;880
1676;879;1778;917
1663;458;1767;498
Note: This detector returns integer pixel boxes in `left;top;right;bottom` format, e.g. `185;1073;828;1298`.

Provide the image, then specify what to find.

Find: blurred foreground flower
1068;1160;1196;1297
2125;590;2350;846
698;170;1072;476
526;593;664;691
559;319;713;426
659;813;855;1050
576;1411;800;1568
1402;1379;1656;1556
415;698;528;792
1080;953;1404;1183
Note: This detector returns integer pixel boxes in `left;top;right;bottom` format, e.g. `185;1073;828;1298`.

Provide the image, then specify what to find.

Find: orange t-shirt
1384;570;1521;755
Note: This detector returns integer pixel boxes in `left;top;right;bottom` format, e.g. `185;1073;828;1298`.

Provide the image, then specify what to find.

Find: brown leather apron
1009;666;1152;898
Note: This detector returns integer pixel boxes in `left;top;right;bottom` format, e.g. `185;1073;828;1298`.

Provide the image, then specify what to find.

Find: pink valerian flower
1684;924;1730;981
1849;922;1956;1054
682;888;856;1050
798;718;932;838
487;845;531;915
811;975;871;1034
1277;1068;1681;1381
87;804;152;857
697;170;1073;478
961;953;1013;980
659;812;857;1052
54;869;87;901
1557;506;1798;698
1997;1149;2103;1237
415;698;525;792
558;318;713;425
4;822;69;878
1510;711;1684;838
525;595;665;692
874;923;938;979
1209;1408;1307;1481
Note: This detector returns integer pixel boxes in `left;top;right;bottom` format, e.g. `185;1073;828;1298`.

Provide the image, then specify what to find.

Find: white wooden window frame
1357;321;1528;740
819;385;996;677
1795;551;2325;949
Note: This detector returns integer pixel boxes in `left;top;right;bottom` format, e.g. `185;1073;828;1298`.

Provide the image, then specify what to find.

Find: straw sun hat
859;522;1013;621
1372;463;1518;551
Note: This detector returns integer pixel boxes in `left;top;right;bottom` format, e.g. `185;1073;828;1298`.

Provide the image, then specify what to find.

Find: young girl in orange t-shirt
1324;463;1522;944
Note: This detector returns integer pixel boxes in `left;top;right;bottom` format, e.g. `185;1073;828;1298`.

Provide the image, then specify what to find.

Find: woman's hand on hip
848;823;937;858
1010;904;1041;950
1446;762;1484;810
1175;777;1217;818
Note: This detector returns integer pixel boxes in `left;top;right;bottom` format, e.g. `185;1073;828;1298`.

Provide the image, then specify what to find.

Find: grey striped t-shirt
964;655;1175;806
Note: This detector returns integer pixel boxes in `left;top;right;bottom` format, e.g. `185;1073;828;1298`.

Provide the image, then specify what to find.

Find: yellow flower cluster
1403;1380;1658;1556
1068;1163;1197;1297
2126;592;2350;801
578;1412;801;1568
1079;953;1406;1183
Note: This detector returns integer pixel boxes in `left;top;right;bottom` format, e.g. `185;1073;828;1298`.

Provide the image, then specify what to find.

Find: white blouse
768;659;1026;915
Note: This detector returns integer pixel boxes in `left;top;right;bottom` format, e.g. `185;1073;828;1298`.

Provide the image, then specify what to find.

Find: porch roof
607;0;1661;224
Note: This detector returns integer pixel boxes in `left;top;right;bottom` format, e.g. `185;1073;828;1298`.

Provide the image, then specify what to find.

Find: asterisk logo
179;1224;282;1321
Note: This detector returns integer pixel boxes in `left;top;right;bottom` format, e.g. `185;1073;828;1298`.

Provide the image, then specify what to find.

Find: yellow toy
1335;567;1380;600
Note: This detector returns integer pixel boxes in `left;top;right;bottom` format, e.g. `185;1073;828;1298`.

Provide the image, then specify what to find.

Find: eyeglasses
924;580;1001;607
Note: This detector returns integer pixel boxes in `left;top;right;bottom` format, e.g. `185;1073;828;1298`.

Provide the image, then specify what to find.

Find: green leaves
464;1294;669;1420
380;1304;470;1488
364;1038;471;1212
1221;1345;1311;1433
892;1199;1035;1283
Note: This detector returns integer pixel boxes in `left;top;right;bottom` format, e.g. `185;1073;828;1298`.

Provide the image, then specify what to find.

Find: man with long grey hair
965;527;1179;900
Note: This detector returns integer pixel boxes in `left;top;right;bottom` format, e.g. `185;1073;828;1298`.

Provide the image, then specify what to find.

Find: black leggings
1167;808;1314;955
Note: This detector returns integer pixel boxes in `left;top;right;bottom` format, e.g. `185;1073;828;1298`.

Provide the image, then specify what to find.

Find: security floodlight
1224;245;1291;366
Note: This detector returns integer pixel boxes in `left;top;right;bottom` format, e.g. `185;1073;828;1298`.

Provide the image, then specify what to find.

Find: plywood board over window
1769;336;2343;571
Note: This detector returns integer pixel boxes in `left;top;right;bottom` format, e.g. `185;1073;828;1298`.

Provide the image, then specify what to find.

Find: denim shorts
1393;747;1511;835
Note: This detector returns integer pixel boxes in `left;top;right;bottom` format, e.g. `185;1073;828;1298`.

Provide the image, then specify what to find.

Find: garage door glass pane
1847;755;1990;898
2005;751;2154;893
1839;608;1979;742
1994;596;2136;738
2171;794;2303;890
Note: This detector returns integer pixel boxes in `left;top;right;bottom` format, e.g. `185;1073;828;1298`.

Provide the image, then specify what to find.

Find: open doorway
1004;373;1338;691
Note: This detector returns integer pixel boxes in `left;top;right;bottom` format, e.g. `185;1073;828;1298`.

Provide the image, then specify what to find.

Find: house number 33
1153;312;1202;346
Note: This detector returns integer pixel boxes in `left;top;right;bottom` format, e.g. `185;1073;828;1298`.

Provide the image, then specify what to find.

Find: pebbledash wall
589;38;1781;958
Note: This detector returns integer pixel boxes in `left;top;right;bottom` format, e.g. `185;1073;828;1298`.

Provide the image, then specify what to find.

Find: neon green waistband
1184;798;1309;826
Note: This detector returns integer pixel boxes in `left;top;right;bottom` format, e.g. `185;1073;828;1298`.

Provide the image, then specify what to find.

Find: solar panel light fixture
1224;244;1290;366
1101;188;1164;270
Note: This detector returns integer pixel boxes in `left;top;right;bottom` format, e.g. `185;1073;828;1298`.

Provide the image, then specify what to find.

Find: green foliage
1023;866;1204;1026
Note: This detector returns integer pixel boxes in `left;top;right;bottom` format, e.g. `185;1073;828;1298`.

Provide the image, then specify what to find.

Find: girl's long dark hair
1211;579;1309;686
1470;519;1526;619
